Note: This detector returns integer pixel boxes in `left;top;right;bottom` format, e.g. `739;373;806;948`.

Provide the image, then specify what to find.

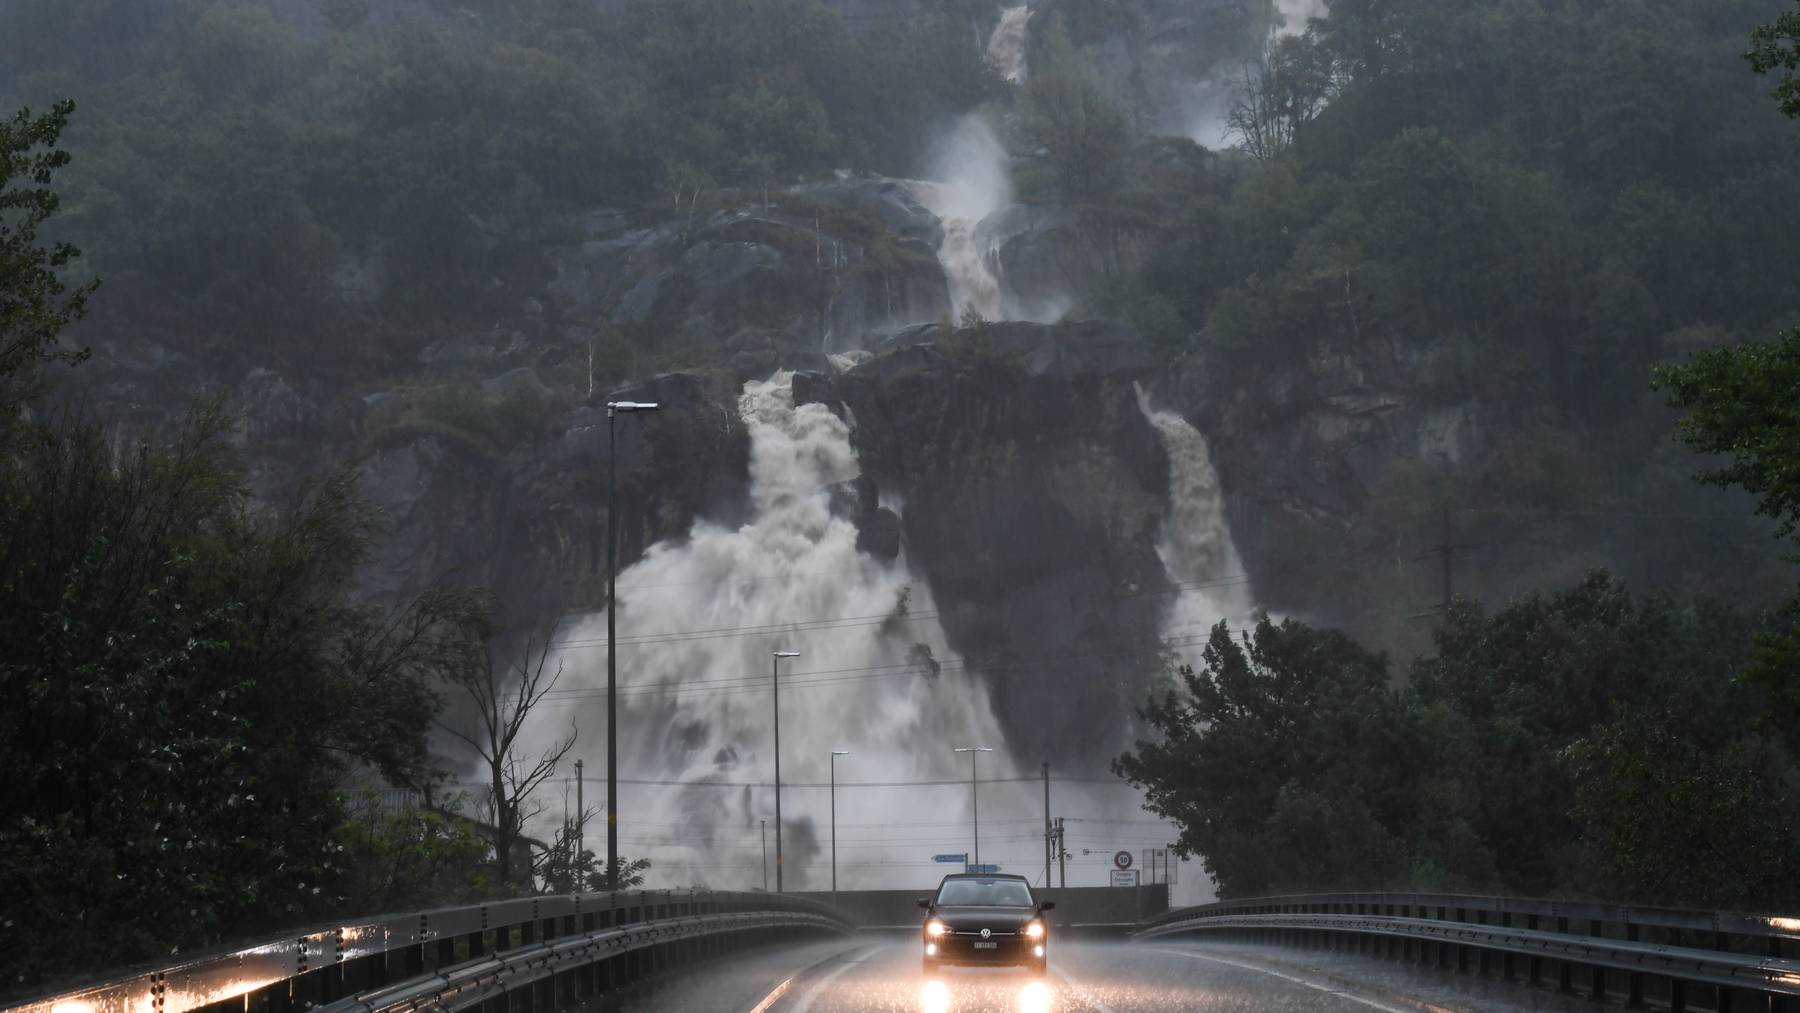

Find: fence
1136;892;1800;1011
7;891;854;1013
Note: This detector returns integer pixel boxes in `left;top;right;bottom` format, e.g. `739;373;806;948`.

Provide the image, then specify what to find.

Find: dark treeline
0;0;997;354
1119;0;1800;913
1117;578;1800;909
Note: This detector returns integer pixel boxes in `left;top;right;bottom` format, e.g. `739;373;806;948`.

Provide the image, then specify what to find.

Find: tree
0;409;487;983
332;790;494;914
439;629;577;890
1748;2;1800;119
1114;617;1410;896
1227;34;1337;161
1565;713;1800;910
1654;334;1800;716
0;101;94;404
1019;20;1128;196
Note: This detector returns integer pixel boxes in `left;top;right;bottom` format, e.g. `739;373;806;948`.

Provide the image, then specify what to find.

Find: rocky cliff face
61;154;1483;766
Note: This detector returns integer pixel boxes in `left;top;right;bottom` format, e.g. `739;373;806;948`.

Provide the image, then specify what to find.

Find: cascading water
913;116;1012;323
1135;386;1256;665
537;374;1026;888
1276;0;1329;36
986;5;1033;83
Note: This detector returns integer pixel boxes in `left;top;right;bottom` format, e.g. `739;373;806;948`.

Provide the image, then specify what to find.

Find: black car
917;873;1054;975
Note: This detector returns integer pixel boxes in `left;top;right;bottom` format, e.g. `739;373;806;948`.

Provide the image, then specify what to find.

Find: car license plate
974;941;997;950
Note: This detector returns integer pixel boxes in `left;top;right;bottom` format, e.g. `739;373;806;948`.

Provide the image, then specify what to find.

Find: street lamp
605;399;659;891
830;750;850;895
772;650;800;892
761;818;769;892
954;746;994;870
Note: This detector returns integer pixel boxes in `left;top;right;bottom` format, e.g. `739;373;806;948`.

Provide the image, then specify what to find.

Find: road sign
1113;850;1133;870
967;864;1001;874
932;854;967;863
1142;848;1176;885
1110;869;1140;888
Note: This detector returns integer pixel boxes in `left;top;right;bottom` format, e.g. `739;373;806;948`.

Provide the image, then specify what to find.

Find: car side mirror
1038;901;1056;912
917;897;933;909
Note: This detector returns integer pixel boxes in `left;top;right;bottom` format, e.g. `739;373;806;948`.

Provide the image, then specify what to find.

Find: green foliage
1118;573;1795;906
0;407;491;984
1114;616;1412;896
0;99;94;399
332;793;495;914
1019;21;1128;197
1565;715;1800;910
1654;329;1800;547
0;0;996;361
1748;2;1800;118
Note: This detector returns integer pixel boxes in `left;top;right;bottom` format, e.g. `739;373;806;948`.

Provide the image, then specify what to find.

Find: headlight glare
1025;920;1045;939
927;920;947;938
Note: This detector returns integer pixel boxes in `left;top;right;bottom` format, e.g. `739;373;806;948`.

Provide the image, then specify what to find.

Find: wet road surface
610;937;1600;1012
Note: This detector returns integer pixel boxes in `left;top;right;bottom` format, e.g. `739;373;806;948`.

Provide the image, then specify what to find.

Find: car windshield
936;878;1034;907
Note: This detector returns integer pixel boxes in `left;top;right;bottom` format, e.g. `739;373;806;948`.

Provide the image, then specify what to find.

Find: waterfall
987;5;1033;83
1275;0;1329;36
914;116;1012;323
1135;386;1256;662
539;374;1019;888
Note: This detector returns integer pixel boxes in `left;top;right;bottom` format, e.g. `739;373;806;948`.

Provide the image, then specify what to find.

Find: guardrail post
1527;914;1542;987
1556;917;1573;992
1625;922;1644;1006
1669;976;1688;1012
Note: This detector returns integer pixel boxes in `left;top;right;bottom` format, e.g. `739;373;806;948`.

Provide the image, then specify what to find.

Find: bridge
11;887;1800;1013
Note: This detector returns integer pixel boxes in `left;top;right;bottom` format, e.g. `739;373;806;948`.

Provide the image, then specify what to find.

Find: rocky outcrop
357;371;751;625
799;321;1176;761
541;178;951;358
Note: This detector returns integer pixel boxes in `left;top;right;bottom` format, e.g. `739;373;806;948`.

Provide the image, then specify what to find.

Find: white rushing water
987;5;1034;83
913;116;1012;323
1135;386;1256;665
537;374;1026;889
1276;0;1329;36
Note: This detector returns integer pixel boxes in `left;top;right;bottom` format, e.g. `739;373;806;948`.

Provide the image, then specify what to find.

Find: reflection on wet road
771;941;1436;1013
611;937;1600;1012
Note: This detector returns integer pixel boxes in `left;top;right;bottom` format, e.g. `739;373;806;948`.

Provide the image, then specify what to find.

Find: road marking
744;976;792;1013
777;944;878;1013
1051;968;1123;1013
1155;948;1444;1013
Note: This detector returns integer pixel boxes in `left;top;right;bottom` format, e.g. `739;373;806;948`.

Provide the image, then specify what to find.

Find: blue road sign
967;864;1001;874
932;854;967;863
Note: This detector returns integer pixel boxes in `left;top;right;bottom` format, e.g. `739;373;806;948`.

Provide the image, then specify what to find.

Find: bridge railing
1135;891;1800;1011
6;890;854;1013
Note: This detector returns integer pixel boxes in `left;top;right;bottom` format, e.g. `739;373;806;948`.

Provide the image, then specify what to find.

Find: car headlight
1025;920;1045;939
927;920;947;938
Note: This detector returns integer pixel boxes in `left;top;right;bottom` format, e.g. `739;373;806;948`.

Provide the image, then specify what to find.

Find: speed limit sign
1114;850;1133;870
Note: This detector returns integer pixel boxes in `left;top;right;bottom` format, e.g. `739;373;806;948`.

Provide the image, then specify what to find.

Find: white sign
1110;869;1140;888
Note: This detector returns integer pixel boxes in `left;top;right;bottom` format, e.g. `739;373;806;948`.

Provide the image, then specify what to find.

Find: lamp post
605;399;659;891
830;750;850;895
772;650;800;892
761;818;769;892
953;746;994;869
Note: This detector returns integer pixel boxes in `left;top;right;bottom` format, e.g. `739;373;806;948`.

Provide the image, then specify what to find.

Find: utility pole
604;400;659;891
761;819;769;892
954;746;993;869
772;651;799;892
1054;817;1066;887
1440;506;1453;612
1410;505;1461;620
574;759;583;866
1041;763;1051;889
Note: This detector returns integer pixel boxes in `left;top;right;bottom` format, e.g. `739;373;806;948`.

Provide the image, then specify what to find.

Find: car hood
929;906;1039;933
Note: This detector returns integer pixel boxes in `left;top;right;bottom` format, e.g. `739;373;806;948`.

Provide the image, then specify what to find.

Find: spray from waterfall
1275;0;1329;36
913;115;1012;322
987;5;1034;83
531;374;1035;889
1135;385;1255;665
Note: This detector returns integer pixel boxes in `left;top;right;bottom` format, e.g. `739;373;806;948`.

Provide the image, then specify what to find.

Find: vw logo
980;928;992;939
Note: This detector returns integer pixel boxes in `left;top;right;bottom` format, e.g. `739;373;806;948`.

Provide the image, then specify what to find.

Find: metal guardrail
1135;892;1800;1011
6;891;855;1013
